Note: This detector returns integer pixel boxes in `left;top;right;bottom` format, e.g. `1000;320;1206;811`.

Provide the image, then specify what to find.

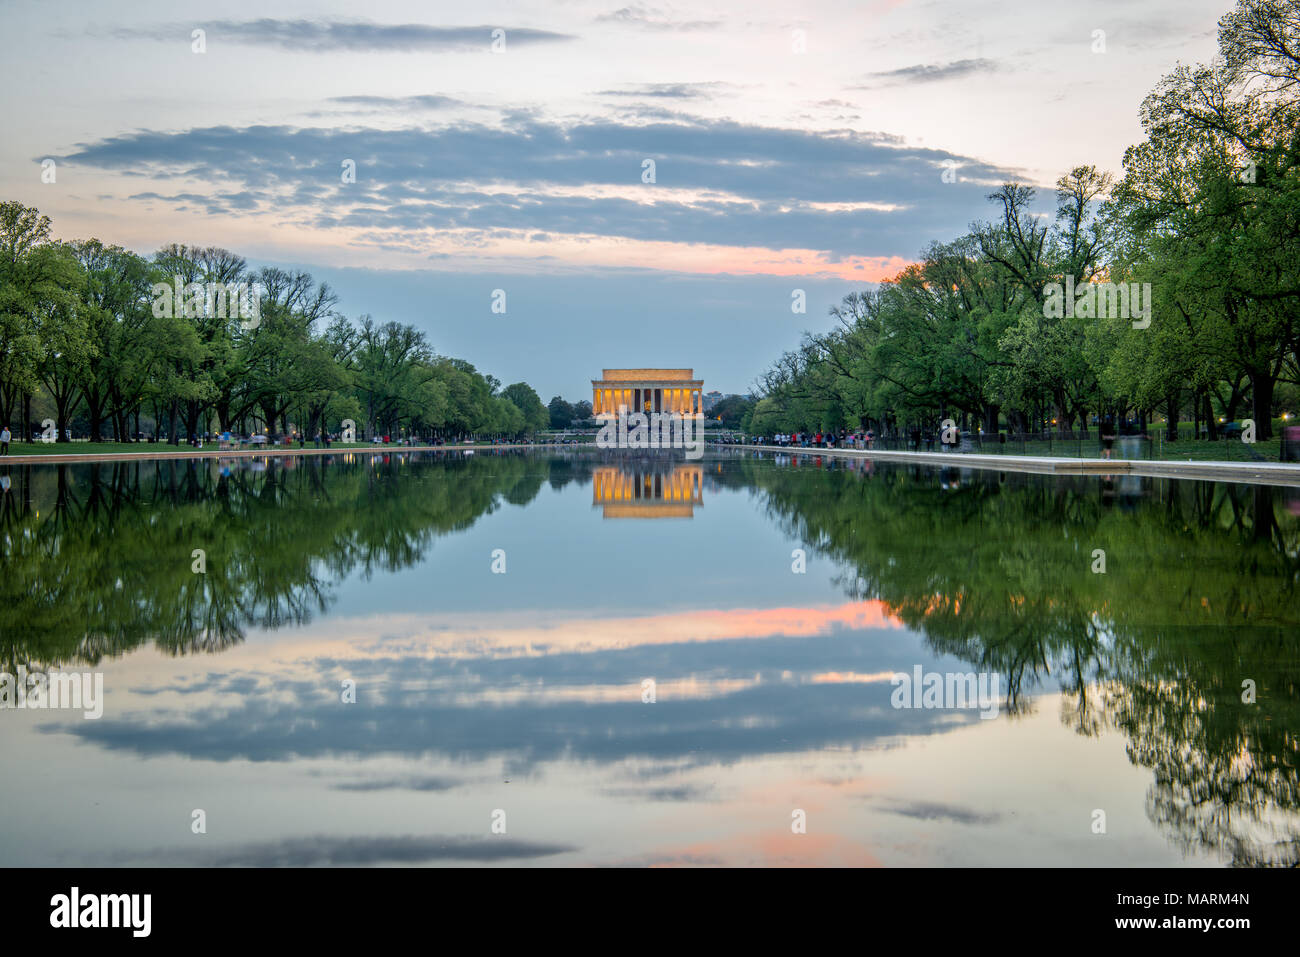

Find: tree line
0;209;551;444
749;0;1300;443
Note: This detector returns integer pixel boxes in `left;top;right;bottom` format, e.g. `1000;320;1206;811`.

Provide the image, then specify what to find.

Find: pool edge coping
729;444;1300;488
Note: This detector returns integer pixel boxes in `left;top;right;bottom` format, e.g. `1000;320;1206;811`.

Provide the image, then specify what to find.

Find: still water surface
1;450;1297;866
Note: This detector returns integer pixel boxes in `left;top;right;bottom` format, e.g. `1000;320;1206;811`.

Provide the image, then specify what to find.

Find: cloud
596;5;723;31
331;775;462;792
875;798;1001;825
856;58;1002;86
60;627;984;769
596;82;728;99
60;117;1022;263
105;834;575;866
328;95;464;111
116;20;573;52
627;831;882;866
602;784;716;801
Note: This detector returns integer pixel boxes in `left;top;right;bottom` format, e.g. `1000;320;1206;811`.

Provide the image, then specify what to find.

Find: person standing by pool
0;425;9;455
1100;416;1116;460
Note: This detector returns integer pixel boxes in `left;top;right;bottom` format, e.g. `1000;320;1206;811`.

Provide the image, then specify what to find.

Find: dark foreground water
1;449;1297;866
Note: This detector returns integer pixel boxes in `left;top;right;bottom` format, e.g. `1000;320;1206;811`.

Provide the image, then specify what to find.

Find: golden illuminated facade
592;463;703;518
592;368;705;418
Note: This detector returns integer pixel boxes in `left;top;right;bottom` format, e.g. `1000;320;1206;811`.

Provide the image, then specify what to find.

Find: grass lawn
974;437;1287;462
1148;438;1284;462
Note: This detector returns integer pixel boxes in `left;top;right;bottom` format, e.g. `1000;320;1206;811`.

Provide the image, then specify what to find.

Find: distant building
702;390;724;413
592;368;704;418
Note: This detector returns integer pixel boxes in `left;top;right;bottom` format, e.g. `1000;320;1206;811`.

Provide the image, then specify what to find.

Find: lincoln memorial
592;368;705;418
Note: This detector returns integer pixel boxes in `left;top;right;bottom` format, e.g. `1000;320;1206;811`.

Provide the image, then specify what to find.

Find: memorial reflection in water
592;461;703;518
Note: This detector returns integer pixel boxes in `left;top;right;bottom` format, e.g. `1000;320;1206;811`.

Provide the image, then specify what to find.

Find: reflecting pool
1;450;1297;866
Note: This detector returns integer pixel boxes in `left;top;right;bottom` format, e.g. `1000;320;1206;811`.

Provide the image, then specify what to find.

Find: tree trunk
84;385;107;442
977;403;998;434
1249;369;1275;440
0;384;15;433
56;399;70;442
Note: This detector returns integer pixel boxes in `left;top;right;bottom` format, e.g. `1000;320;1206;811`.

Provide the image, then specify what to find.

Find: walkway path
731;444;1300;488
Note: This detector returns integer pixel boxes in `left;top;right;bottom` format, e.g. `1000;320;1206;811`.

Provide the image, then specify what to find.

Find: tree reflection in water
0;452;546;668
733;455;1300;866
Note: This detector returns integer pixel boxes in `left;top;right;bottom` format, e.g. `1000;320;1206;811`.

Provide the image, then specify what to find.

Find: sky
0;0;1229;399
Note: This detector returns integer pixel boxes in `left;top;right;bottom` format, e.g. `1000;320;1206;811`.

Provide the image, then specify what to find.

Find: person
1100;416;1116;460
0;425;8;455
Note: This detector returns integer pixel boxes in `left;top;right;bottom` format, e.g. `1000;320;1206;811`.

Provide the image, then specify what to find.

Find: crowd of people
756;429;877;449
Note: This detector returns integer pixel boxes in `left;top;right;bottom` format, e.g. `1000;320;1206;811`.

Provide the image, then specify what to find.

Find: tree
33;244;93;441
547;395;574;429
354;316;435;439
1111;0;1300;438
68;240;157;441
0;202;65;435
501;382;549;435
712;394;755;429
243;267;340;436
